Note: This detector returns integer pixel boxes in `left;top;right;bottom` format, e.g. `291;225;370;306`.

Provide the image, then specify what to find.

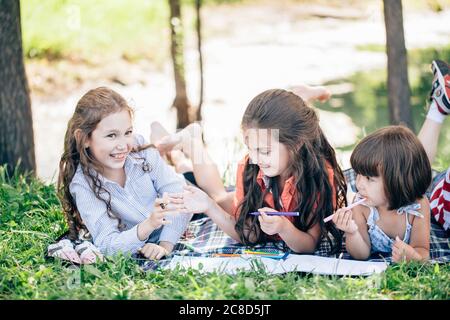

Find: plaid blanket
47;169;449;270
138;216;449;272
138;168;450;271
137;216;336;271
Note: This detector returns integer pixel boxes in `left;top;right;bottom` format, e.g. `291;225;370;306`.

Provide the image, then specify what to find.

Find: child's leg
429;168;450;231
429;60;450;118
418;60;449;164
179;125;234;211
151;121;232;211
418;117;442;164
185;137;227;197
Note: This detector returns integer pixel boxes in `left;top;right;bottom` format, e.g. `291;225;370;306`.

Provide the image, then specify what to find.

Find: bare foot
288;84;331;103
150;121;182;156
169;150;193;173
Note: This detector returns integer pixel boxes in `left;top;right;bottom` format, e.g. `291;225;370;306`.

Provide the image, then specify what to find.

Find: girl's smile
110;151;128;160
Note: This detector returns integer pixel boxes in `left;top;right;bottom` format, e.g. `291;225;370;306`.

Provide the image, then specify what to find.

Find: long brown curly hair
57;87;151;240
235;89;347;254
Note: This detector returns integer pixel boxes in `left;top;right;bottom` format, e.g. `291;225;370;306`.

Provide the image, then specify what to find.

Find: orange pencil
213;253;241;257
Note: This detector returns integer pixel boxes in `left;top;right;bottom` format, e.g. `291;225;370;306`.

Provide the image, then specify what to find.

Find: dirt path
28;2;450;182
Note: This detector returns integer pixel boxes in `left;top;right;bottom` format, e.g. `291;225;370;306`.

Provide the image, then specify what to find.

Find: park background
0;0;449;299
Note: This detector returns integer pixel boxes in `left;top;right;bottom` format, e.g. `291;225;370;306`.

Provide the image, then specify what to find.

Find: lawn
0;166;448;300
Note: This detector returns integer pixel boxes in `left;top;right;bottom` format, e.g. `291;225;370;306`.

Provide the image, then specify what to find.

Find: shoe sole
431;60;450;114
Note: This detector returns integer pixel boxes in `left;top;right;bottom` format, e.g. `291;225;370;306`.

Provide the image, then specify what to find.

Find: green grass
0;165;449;300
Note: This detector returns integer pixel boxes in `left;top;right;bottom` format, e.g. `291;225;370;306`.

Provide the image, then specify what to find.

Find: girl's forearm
345;231;371;260
408;246;429;261
278;223;318;253
205;200;241;242
137;219;156;241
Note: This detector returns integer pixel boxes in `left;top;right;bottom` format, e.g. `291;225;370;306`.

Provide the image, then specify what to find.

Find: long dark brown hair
350;125;431;210
57;87;152;240
235;89;347;254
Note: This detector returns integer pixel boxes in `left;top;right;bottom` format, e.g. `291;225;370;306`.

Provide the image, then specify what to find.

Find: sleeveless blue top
364;203;423;253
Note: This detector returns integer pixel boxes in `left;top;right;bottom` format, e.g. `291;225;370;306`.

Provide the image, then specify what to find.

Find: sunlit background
21;0;450;184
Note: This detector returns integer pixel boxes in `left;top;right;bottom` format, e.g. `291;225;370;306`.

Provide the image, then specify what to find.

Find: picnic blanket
136;168;450;273
136;212;449;274
47;169;449;272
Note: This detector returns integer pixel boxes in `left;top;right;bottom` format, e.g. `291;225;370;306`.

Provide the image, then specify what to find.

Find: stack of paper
165;254;388;276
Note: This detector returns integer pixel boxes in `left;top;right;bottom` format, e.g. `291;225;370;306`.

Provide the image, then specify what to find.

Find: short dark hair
350;125;431;210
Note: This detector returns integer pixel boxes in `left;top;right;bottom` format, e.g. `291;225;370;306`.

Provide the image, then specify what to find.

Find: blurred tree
168;0;204;128
195;0;204;122
169;0;191;129
0;0;36;176
383;0;414;130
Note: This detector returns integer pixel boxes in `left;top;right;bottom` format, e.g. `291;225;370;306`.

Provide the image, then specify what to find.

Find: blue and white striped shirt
69;134;192;256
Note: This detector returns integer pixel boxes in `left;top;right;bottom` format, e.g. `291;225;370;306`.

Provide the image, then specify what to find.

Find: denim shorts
146;227;163;244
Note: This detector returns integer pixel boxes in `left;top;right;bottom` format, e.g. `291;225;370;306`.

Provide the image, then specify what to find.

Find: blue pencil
249;211;300;217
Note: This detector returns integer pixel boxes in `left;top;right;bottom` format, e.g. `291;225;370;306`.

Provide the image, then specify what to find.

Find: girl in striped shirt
57;87;191;260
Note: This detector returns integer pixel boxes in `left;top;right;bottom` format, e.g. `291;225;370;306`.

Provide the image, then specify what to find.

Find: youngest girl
331;126;431;262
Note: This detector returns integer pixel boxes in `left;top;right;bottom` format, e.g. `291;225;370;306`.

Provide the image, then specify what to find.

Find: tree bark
169;0;192;129
383;0;414;130
0;0;36;176
195;0;204;122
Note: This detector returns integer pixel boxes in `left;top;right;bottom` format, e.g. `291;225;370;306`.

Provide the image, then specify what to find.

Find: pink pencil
323;198;366;223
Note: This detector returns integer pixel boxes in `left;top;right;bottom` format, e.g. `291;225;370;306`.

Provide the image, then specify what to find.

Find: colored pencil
213;253;241;257
243;250;281;255
249;211;300;217
323;198;366;223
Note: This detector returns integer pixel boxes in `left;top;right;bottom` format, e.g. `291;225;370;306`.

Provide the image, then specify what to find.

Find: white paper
280;254;388;276
165;254;388;276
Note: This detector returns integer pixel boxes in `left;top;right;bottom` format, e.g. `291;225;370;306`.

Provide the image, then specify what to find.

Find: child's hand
257;207;288;236
332;208;358;234
149;193;185;229
138;243;169;260
169;186;212;215
392;236;419;263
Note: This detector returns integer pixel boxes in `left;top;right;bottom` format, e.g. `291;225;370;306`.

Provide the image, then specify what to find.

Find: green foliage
0;163;449;299
20;0;245;63
21;0;170;62
320;45;450;169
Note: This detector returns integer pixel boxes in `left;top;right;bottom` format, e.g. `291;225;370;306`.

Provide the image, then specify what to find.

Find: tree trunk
383;0;414;130
169;0;192;129
0;0;36;176
195;0;204;122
